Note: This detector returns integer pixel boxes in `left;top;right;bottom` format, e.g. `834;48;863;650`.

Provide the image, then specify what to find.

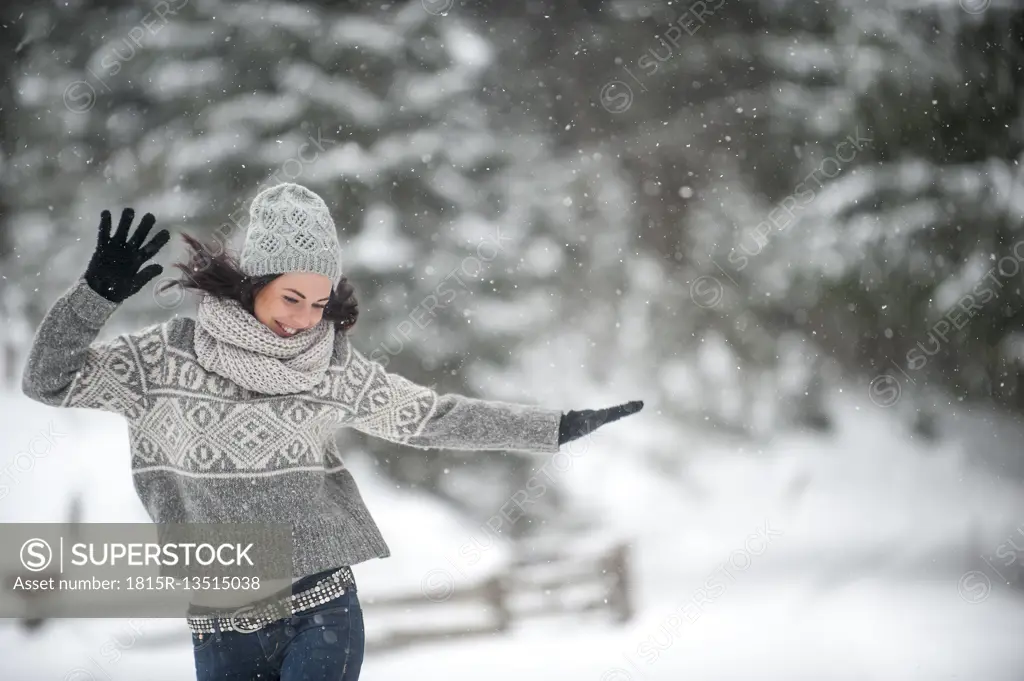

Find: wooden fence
2;509;632;655
364;540;633;653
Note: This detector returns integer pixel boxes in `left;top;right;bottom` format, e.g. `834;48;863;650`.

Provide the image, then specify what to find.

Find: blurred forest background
0;0;1022;526
3;0;1024;677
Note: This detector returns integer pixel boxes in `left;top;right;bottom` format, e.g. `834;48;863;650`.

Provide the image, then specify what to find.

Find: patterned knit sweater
21;278;562;578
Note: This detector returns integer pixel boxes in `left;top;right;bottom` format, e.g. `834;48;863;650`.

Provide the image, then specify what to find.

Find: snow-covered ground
2;385;1023;681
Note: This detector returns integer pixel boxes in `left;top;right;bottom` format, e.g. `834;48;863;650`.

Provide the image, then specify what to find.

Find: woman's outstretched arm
332;335;644;452
333;334;563;453
21;208;169;418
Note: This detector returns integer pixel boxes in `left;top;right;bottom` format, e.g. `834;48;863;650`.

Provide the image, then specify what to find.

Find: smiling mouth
276;321;301;337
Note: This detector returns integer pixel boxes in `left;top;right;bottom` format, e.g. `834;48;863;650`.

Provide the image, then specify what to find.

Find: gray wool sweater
21;278;562;579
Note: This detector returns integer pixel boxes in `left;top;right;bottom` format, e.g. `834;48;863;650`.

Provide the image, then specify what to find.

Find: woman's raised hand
558;400;644;445
84;208;171;303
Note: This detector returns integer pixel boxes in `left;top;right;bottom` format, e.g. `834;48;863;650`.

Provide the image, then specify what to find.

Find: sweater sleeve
333;335;561;453
21;277;162;419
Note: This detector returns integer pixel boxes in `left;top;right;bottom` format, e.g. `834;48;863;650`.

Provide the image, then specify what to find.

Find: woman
21;182;643;680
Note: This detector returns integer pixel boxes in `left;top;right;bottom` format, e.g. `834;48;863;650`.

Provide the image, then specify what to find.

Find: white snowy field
1;384;1024;681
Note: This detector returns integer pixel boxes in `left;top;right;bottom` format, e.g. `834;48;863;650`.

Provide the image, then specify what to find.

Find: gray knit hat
240;183;343;285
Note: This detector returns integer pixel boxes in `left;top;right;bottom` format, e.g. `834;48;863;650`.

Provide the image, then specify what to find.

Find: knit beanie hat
239;183;343;285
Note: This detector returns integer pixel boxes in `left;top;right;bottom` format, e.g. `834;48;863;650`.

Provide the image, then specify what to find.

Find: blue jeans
191;577;364;681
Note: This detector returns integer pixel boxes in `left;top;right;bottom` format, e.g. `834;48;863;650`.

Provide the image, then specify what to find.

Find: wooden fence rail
2;516;632;656
364;540;632;653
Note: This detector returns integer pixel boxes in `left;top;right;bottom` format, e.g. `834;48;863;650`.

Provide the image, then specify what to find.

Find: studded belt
186;566;356;635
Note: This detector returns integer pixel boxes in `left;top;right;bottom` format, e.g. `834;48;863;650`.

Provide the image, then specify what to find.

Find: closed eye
284;296;326;309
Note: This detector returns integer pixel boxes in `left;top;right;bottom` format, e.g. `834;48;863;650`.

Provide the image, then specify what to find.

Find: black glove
558;400;644;445
84;208;170;303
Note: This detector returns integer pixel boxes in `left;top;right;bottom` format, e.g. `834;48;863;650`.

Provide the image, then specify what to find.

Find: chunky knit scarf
193;294;335;395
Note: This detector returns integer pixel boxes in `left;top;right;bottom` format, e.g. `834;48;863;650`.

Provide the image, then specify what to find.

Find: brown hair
156;233;358;334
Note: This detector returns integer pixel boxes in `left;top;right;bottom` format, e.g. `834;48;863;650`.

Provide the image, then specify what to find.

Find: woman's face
253;272;334;338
